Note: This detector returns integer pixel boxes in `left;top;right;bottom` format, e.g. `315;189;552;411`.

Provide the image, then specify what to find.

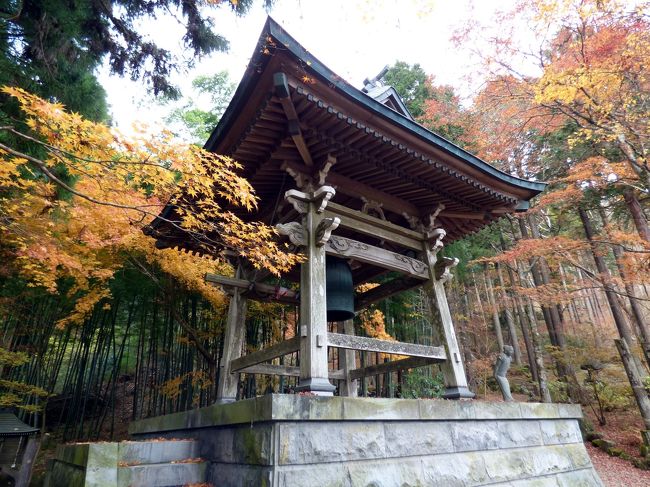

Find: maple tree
0;86;300;326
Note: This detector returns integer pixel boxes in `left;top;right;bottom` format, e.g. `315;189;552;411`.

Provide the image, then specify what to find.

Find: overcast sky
99;0;515;132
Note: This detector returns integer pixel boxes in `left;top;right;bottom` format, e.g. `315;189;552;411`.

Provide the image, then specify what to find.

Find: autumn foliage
0;87;300;326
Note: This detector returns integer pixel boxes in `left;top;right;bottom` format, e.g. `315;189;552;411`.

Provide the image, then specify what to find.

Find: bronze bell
326;256;355;322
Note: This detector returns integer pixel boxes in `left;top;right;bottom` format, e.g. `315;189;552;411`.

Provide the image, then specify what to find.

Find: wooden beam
355;276;423;311
324;202;423;251
348;356;440;381
205;273;298;304
274;72;313;166
230;337;301;372
238;363;345;380
439;211;487;220
325;235;428;280
327;333;446;359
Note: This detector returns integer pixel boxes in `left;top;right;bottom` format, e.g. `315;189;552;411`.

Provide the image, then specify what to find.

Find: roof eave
206;17;546;199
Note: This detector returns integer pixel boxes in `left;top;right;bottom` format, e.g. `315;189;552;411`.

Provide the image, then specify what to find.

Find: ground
588;442;650;486
583;404;650;486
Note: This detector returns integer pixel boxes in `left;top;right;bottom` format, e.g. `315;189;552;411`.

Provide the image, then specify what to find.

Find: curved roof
206;17;545;195
149;17;545;251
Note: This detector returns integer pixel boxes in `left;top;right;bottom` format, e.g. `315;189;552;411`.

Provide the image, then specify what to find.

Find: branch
0;142;166;214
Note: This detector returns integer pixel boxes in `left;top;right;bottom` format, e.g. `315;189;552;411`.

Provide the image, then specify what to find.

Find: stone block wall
129;395;603;486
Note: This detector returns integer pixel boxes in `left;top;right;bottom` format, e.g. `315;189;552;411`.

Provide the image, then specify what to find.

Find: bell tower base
123;395;602;487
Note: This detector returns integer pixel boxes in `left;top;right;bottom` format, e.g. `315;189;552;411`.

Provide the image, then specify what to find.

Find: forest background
1;0;650;478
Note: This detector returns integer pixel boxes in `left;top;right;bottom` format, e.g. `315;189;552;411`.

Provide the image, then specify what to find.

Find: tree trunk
615;339;650;430
484;264;504;352
515;260;551;403
579;208;637;345
579;207;650;427
623;191;650;242
496;262;522;365
598;206;650;367
521;215;581;401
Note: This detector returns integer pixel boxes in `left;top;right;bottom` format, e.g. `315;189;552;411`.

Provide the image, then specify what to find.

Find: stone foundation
129;395;603;486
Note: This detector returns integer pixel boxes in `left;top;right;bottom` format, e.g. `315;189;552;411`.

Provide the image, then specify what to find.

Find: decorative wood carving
427;227;447;253
284;188;310;213
315;217;340;246
312;185;336;213
361;197;386;221
403;213;421;231
325;235;428;279
276;221;307;246
427;203;446;229
403;203;445;233
393;253;428;276
317;154;336;186
284;186;336;214
283;164;313;192
435;256;459;283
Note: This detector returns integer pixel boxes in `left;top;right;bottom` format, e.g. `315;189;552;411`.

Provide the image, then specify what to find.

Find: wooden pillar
278;186;339;395
339;319;358;397
296;192;336;395
216;267;248;402
422;229;474;399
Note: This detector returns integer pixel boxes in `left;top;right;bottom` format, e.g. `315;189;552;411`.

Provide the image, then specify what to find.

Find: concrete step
117;460;207;486
118;439;200;465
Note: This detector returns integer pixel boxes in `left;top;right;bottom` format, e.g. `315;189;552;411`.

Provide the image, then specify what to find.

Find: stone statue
494;345;514;402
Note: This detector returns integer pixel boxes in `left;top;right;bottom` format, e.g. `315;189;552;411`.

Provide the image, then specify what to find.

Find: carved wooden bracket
284;186;336;214
282;154;336;190
317;154;337;186
426;227;447;253
435;256;459;282
403;203;445;233
283;164;313;192
276;221;307;246
285;189;310;214
426;203;446;229
315;217;340;246
361;197;386;221
403;213;421;231
312;186;336;213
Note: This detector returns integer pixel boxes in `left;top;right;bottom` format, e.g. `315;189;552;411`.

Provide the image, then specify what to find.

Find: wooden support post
422;230;474;399
338;320;358;397
215;268;248;402
280;187;337;395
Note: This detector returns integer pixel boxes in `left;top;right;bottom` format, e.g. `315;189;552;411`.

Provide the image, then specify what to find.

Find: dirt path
587;442;650;486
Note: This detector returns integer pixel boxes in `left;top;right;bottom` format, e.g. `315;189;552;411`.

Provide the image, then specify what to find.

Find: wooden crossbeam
238;363;345;380
324;202;423;251
355;276;423;311
230;337;301;372
204;273;298;304
348;356;440;381
325;235;428;280
327;333;446;360
274;72;313;166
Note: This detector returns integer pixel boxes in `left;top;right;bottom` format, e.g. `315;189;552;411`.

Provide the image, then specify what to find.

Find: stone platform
129;395;603;486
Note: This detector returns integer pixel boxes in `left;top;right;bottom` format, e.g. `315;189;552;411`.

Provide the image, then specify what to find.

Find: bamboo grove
0;0;649;445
